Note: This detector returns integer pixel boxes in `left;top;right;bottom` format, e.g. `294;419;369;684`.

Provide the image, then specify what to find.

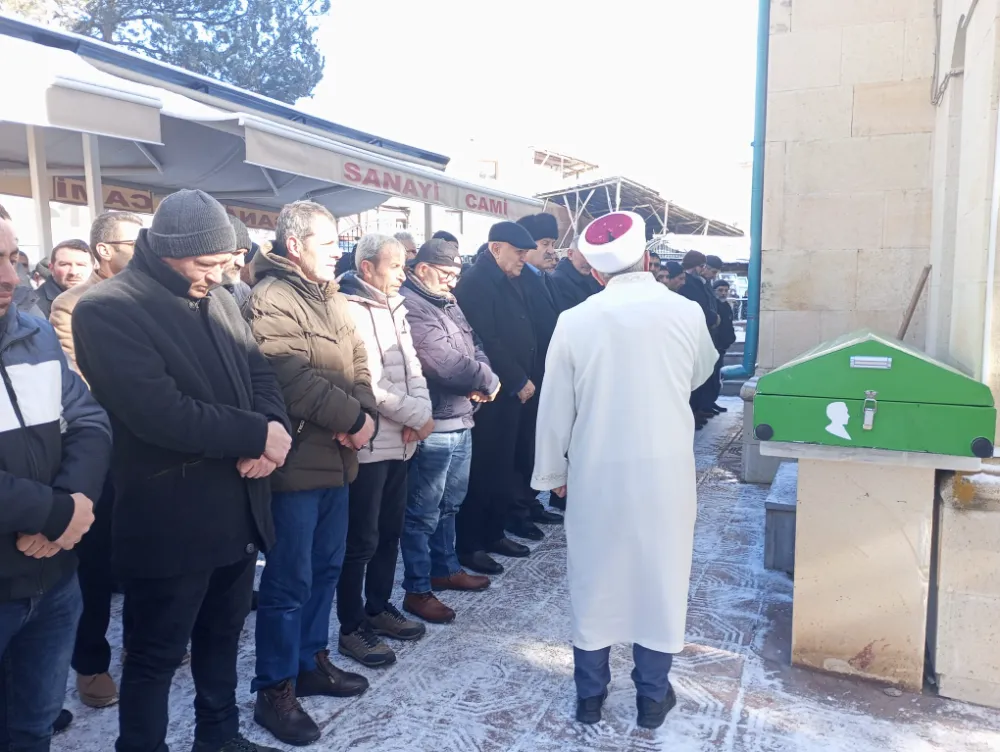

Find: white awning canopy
0;36;162;144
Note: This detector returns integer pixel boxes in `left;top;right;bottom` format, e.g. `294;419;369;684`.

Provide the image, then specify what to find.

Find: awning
0;35;162;144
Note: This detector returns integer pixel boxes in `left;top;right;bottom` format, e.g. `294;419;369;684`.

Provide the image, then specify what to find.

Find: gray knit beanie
148;189;236;259
228;214;252;253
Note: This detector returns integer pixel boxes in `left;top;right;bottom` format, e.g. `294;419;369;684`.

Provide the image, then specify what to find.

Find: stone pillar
792;458;934;690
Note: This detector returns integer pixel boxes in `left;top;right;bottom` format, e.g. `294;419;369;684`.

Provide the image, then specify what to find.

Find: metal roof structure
0;14;449;170
536;176;744;242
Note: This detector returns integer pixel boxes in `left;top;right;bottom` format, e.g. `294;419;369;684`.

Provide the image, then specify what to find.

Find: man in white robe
531;211;718;729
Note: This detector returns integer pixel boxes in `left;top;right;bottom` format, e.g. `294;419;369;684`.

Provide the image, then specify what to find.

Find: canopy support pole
26;126;52;260
82;134;104;219
423;203;433;240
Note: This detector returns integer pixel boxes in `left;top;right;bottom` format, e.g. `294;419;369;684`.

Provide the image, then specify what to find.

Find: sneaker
403;592;456;624
367;602;426;641
192;735;282;752
297;650;369;698
431;570;490;592
636;687;677;730
77;672;118;708
253;680;320;746
53;708;72;734
339;625;396;667
576;689;608;725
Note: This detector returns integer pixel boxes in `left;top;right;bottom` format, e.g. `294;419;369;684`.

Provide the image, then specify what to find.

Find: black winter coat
453;251;537;397
516;266;559;383
713;299;737;353
73;237;290;579
679;273;719;330
546;257;602;313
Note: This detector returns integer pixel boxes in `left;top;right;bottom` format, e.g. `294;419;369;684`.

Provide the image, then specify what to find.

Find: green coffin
753;329;996;458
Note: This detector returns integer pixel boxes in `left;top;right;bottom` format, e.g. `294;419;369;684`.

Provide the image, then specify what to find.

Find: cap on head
712;278;730;289
228;214;252;253
516;213;559;242
488;222;537;251
577;211;647;275
431;230;459;245
414;239;463;269
665;260;684;279
682;250;707;270
706;255;724;270
148;189;236;259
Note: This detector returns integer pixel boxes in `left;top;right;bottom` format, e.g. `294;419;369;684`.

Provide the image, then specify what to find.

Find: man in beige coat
336;234;433;668
49;210;142;712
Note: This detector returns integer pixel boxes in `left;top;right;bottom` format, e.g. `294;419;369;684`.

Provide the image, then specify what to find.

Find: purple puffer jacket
400;275;499;432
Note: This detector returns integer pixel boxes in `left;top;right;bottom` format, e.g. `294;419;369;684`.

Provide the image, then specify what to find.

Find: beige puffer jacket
338;271;432;463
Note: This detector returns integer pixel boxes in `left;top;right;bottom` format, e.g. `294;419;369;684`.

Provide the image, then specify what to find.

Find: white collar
606;272;654;288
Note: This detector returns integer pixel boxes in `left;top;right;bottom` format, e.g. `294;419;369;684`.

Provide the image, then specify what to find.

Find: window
478;160;498;181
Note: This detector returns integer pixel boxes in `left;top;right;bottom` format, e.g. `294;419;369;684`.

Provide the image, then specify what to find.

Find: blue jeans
253;486;349;692
0;571;82;751
401;430;472;594
574;644;674;702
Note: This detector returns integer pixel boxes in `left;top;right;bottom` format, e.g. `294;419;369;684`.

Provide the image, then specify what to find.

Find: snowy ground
53;397;1000;751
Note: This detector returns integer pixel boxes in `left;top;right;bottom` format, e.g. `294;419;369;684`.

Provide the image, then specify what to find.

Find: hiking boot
403;592;456;624
458;551;504;575
636;687;677;730
506;520;544;541
53;709;72;734
488;537;530;558
297;650;369;698
576;689;608;725
77;672;118;708
192;734;283;752
431;570;490;592
339;625;396;667
253;680;320;746
367;602;426;641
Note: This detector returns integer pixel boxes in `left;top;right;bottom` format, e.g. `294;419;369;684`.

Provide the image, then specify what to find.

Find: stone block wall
761;0;937;369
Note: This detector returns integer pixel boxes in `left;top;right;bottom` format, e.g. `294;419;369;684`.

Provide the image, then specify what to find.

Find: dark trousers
254;486;349;691
337;460;407;635
573;644;674;702
510;395;545;524
116;557;255;752
456;398;521;554
706;351;725;406
0;572;82;752
73;477;132;676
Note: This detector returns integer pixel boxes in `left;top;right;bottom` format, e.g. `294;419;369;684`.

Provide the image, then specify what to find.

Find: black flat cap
706;255;724;269
517;213;559;242
414;239;463;269
488;221;536;251
665;261;684;279
432;230;459;244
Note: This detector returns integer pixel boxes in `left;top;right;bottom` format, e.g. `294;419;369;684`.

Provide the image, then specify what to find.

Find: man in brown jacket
245;201;376;747
49;210;143;711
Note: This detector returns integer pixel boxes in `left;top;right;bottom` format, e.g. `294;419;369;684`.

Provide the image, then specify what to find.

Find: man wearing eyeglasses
48;210;143;713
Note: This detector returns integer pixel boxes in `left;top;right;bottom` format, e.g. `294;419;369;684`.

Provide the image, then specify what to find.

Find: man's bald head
0;218;22;317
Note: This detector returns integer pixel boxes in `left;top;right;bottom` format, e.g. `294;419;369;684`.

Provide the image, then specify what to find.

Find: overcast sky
302;0;759;229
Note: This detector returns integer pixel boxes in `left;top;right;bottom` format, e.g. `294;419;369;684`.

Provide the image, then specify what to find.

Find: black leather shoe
550;494;566;511
254;680;320;746
458;551;504;575
296;650;369;698
251;589;259;611
53;709;72;734
531;507;563;525
194;735;283;752
576;689;608;725
488;538;530;558
506;521;544;541
711;403;728;413
637;687;677;730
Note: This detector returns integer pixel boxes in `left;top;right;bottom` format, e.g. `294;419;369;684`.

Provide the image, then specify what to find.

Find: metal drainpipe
722;0;769;380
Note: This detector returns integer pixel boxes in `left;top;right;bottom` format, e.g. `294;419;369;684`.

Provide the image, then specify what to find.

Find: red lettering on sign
54;178;68;200
131;192;153;212
241;211;258;227
382;172;401;193
105;190;128;209
71;184;88;204
257;214;275;231
362;169;381;188
344;162;362;182
489;199;504;215
415;182;431;199
434;183;440;202
478;197;490;213
465;193;477;210
402;179;418;198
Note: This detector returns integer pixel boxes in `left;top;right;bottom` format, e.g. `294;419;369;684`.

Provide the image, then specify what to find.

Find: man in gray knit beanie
148;189;236;259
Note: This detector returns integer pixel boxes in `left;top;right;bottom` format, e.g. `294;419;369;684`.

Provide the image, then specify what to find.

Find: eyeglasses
106;240;137;248
430;265;459;283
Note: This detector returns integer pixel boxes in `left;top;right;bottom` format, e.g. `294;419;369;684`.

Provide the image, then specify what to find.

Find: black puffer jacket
546;257;602;313
400;273;499;432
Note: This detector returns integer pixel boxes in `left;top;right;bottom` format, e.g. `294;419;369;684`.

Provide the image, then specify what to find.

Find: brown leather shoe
403;592;456;624
431;570;491;592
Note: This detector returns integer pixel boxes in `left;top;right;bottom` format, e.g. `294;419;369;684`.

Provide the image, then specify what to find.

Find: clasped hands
18;491;96;559
238;421;292;479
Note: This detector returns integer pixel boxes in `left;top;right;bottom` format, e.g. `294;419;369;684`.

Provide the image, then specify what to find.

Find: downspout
723;0;769;380
982;85;1000;385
